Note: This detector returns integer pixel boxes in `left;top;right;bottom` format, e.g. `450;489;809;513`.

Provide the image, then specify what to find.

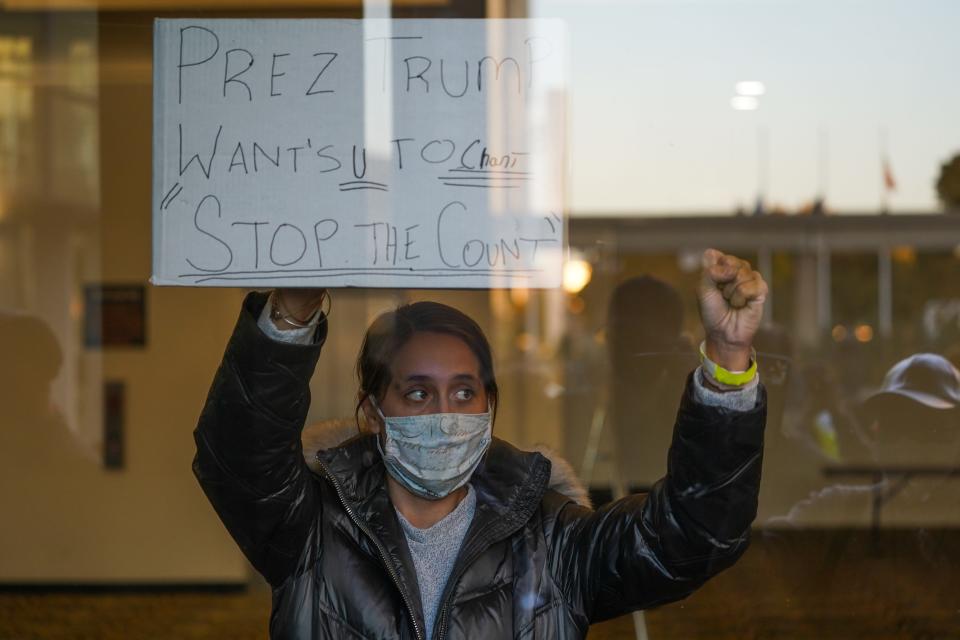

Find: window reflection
1;1;959;639
0;35;34;208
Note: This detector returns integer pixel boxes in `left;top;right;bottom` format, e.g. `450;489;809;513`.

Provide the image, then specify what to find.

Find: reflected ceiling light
891;245;916;264
562;259;592;294
543;381;564;399
515;332;536;353
832;324;848;342
677;249;702;273
735;81;766;96
854;324;874;342
567;296;586;315
510;286;529;308
730;96;759;111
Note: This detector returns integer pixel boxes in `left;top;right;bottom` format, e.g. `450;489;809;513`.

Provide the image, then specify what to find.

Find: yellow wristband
699;340;757;386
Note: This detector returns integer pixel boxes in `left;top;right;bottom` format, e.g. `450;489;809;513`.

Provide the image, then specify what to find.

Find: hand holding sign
270;288;328;330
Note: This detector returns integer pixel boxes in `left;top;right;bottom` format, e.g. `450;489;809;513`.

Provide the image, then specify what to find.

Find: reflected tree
935;152;960;212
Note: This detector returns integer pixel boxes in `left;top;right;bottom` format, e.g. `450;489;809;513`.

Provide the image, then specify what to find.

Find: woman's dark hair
355;301;498;426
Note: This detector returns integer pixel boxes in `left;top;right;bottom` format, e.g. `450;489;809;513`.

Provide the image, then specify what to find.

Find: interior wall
0;12;252;583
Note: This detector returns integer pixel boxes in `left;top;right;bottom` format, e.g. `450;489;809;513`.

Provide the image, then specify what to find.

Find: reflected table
822;464;960;538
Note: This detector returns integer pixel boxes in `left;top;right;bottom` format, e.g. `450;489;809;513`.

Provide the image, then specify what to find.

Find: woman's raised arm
192;289;327;586
545;248;769;623
544;368;766;623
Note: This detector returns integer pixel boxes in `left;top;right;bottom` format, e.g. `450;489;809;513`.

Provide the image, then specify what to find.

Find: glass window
2;1;959;638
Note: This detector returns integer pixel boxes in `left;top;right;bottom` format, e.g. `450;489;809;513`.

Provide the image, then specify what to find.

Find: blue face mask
370;397;492;500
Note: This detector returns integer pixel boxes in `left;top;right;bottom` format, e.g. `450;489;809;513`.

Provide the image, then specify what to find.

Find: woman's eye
405;389;428;402
454;388;474;401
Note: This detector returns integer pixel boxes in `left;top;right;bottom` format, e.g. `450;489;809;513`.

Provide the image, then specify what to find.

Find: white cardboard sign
151;19;567;288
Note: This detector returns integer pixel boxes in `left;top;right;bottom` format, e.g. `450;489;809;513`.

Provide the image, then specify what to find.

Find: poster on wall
83;284;147;348
151;19;568;289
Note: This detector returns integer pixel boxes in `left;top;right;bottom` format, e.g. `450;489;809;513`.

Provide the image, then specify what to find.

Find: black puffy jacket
193;291;767;639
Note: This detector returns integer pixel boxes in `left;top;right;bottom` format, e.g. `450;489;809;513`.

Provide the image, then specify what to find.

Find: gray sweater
396;484;477;639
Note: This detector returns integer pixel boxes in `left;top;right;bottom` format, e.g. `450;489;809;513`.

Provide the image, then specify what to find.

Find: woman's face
363;331;488;429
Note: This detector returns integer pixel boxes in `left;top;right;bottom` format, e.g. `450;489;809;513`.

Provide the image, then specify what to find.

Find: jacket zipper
316;460;425;640
434;464;549;640
433;522;498;640
433;564;463;640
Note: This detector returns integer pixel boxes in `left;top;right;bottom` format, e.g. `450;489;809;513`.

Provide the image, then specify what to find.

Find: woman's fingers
721;261;755;297
728;273;768;309
700;250;767;312
707;254;749;282
276;288;328;318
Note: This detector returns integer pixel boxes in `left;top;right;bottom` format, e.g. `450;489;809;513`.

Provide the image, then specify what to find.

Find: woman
193;248;768;639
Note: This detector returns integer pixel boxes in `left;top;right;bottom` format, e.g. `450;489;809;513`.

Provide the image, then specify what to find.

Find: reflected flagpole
818;125;829;203
879;126;896;214
754;125;768;215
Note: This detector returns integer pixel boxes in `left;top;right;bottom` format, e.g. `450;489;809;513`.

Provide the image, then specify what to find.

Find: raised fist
697;248;768;370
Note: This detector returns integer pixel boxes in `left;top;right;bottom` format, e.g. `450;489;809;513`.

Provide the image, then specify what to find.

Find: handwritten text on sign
151;19;567;288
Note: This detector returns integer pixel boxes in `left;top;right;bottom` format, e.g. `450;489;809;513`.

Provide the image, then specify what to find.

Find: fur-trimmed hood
301;418;592;509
